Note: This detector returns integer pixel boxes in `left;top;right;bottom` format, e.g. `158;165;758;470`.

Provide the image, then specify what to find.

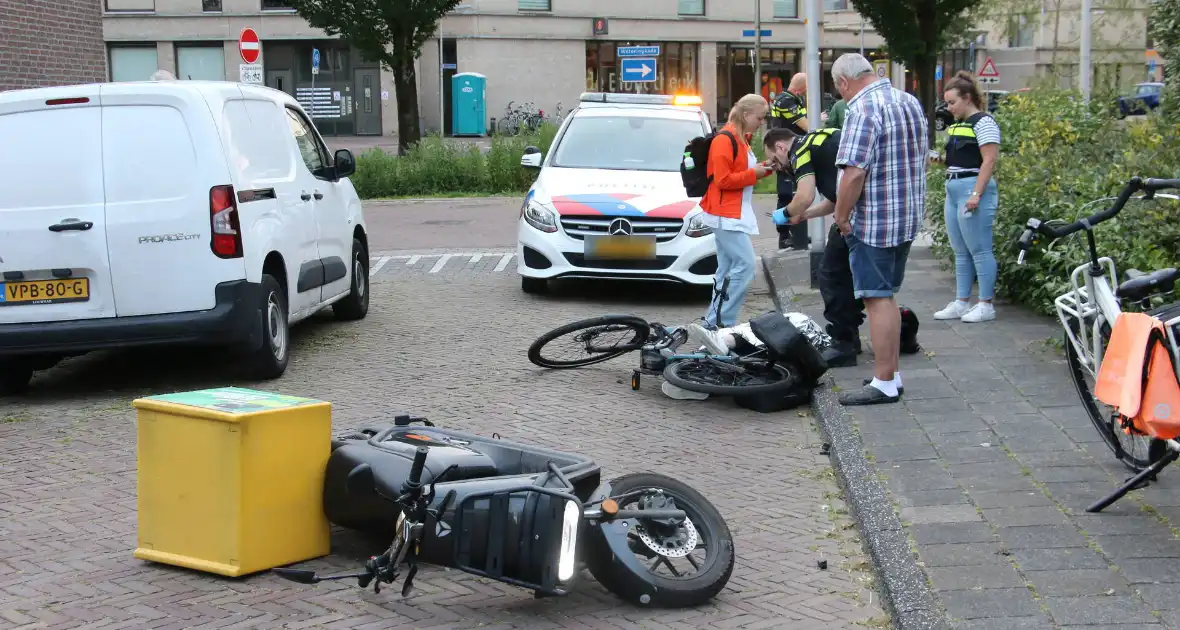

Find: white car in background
515;92;718;294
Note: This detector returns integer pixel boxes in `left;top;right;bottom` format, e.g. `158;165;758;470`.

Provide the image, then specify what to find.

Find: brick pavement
1;268;886;628
767;244;1180;629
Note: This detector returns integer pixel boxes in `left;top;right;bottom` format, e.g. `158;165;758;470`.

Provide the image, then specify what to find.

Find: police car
515;92;717;294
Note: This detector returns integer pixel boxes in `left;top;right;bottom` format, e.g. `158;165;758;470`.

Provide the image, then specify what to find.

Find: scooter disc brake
634;517;698;558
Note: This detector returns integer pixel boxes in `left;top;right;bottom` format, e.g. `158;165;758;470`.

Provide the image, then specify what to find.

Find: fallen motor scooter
272;415;735;608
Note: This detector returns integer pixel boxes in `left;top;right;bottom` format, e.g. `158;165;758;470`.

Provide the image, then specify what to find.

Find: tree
287;0;462;154
1150;0;1180;117
849;0;988;136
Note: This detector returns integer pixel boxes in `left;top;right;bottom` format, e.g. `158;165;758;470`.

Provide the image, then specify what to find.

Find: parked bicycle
1013;175;1180;512
496;100;544;136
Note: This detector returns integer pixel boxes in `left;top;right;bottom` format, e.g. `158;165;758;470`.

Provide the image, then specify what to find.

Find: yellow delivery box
132;387;332;577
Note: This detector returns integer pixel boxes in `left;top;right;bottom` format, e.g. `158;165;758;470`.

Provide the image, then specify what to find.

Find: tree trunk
913;54;939;144
392;56;421;156
1051;0;1063;84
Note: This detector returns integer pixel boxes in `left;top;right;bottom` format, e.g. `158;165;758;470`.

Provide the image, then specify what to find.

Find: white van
0;81;370;394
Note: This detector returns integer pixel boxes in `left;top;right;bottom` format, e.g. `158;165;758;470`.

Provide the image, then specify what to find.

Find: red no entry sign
239;28;261;64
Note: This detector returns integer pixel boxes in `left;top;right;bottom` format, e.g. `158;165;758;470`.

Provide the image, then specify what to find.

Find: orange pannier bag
1094;312;1180;439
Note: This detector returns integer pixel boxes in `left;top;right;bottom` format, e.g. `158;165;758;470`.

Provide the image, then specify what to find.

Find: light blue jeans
944;176;999;300
704;228;756;328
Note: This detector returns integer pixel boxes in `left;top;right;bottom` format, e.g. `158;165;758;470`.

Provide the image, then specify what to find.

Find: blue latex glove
771;208;789;225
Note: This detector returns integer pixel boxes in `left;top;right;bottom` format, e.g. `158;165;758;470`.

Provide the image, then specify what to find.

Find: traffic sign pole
805;0;824;287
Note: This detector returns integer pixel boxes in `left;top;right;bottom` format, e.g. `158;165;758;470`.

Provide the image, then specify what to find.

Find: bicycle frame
1054;256;1123;382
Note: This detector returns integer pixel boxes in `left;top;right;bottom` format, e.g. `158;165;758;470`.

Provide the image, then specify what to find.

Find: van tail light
209;185;244;259
46;97;90;106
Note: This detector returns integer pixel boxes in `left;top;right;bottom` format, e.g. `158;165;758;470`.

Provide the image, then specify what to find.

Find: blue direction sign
742;29;773;37
617;45;660;57
621;58;657;83
935;65;943;80
311;48;320;75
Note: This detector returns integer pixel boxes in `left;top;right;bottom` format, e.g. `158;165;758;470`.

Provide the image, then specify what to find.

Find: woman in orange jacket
693;94;775;332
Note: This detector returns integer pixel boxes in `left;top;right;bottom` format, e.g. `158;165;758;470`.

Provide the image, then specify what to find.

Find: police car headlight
685;212;714;238
522;200;558;233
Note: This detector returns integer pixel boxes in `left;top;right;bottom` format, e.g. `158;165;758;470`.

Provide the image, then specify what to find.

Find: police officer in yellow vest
768;73;809;251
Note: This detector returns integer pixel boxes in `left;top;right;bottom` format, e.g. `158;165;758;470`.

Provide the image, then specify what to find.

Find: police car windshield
551;115;704;172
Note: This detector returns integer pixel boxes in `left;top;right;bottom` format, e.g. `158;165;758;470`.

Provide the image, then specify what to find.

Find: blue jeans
845;233;913;299
944;176;999;300
704;228;756;328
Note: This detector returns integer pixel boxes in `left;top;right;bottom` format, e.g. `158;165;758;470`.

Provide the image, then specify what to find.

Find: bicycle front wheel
1064;321;1167;472
663;357;798;396
528;315;651;369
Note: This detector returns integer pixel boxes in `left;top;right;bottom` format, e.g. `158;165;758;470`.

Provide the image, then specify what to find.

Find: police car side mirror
521;146;542;169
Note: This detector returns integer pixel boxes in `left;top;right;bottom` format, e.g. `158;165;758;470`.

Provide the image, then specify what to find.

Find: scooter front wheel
585;472;734;608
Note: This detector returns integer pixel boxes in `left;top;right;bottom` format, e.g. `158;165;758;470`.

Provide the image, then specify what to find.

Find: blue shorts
844;232;913;299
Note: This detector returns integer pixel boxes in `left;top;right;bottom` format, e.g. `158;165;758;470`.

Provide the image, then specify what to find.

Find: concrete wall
1;0;107;92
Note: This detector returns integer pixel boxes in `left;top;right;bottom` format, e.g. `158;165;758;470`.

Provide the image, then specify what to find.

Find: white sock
893;372;903;388
869;377;898;397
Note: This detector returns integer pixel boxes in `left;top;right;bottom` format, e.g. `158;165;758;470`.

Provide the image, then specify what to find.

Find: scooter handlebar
407;446;429;490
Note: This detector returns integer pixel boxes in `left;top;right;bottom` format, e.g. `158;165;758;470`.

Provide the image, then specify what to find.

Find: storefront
715;44;803;118
584;41;700;96
262;41;383;136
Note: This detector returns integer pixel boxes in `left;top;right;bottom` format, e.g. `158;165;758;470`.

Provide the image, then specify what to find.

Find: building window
773;0;798;18
1008;14;1034;47
585;41;699;97
823;0;847;9
202;0;221;10
518;0;550;10
109;46;159;82
176;45;225;81
261;0;295;10
105;0;155;11
679;0;704;16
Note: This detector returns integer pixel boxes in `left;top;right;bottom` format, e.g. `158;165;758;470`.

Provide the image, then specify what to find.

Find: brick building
0;0;107;92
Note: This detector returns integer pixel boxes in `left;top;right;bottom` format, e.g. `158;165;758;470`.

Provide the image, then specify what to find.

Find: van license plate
585;235;657;260
0;278;90;306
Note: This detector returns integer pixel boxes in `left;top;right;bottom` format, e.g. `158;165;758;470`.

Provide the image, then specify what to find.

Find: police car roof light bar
578;92;701;108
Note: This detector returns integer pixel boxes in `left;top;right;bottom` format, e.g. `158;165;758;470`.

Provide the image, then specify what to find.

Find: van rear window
0;107;105;211
102;105;198;206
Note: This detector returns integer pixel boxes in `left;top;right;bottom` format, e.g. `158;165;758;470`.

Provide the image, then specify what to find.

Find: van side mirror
521;145;542;169
334;149;356;179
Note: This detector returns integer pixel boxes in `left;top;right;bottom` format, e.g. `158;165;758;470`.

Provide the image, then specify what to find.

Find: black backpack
681;129;738;198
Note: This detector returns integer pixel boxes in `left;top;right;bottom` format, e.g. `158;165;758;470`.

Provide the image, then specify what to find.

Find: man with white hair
829;52;928;406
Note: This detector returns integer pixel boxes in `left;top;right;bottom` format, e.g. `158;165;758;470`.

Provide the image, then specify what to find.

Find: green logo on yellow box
147;387;321;414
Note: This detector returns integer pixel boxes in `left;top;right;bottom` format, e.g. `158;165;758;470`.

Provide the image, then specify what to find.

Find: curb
761;255;950;630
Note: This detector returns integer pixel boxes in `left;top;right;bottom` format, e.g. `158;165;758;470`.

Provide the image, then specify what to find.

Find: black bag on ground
680;129;738;198
748;311;829;386
734;385;813;413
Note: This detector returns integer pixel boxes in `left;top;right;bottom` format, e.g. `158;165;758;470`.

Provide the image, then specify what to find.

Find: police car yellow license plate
584;235;656;260
0;278;90;306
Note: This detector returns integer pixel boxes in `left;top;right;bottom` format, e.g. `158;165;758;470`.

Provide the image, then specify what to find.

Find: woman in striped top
934;71;1002;324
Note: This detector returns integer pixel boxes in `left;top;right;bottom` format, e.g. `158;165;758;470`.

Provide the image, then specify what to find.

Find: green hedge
351;123;559;199
924;86;1180;316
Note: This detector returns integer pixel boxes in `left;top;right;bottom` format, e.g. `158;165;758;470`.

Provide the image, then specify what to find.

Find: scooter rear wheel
528;315;651;369
585;472;734;608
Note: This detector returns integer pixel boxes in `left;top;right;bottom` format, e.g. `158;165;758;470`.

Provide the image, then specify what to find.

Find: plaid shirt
835;78;929;248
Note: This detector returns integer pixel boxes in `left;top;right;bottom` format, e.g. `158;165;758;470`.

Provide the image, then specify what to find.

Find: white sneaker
961;302;996;323
687;323;730;356
934;300;972;320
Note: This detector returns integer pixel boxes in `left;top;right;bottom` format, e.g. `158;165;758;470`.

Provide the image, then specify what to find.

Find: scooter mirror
346;463;377;496
272;568;320;584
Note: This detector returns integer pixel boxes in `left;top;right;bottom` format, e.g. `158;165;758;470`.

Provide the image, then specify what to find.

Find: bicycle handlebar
1016;177;1180;260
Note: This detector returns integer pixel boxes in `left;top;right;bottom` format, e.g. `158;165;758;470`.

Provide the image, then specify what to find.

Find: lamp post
804;0;825;286
755;0;762;96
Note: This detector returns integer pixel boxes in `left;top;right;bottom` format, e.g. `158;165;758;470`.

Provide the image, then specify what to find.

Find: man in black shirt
763;127;921;367
768;74;809;251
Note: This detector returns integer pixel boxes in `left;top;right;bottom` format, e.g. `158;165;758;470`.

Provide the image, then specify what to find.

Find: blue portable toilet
451;72;487;136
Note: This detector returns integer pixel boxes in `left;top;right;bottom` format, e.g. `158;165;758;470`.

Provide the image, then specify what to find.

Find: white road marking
469;254;483;264
407;255;421;265
493;253;514;272
369;256;392;275
429;254;453;273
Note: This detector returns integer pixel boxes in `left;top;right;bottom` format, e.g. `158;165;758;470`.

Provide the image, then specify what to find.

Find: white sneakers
686;323;732;356
934;300;996;323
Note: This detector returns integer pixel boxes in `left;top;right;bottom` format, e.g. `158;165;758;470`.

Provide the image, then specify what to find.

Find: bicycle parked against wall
496;100;544;136
1013;176;1180;512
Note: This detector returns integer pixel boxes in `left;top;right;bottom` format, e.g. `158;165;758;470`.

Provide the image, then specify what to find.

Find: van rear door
99;83;245;317
0;86;117;324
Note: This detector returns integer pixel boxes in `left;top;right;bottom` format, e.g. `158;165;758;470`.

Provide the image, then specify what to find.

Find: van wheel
333;238;370;321
0;360;34;396
245;274;290;380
